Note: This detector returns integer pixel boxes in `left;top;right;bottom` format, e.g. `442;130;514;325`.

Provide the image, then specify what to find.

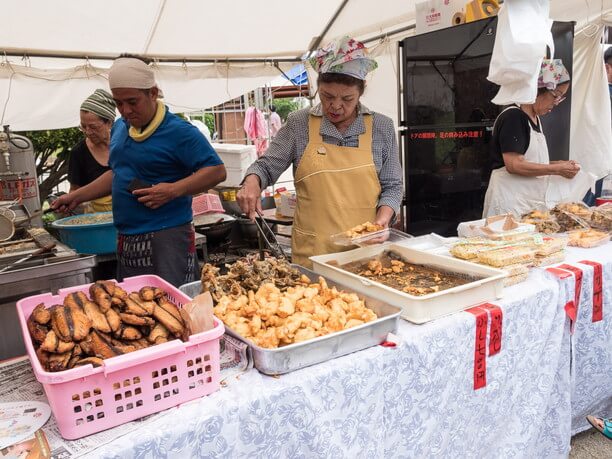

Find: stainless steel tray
179;266;401;375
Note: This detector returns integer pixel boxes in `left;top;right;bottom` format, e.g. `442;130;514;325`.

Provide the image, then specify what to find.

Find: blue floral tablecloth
17;244;605;458
90;259;609;459
564;247;612;434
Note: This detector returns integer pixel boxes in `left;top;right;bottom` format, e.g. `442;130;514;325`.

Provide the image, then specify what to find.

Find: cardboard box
279;193;296;218
415;0;466;35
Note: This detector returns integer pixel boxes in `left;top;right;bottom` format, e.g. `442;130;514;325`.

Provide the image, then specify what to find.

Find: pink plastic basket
192;193;224;216
16;275;224;440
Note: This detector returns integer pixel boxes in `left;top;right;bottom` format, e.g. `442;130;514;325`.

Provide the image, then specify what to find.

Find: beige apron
291;115;381;268
483;105;594;217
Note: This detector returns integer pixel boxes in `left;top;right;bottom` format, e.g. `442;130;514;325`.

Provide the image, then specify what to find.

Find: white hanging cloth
488;0;554;105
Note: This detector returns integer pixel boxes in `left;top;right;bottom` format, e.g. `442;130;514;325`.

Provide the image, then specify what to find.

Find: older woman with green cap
68;89;116;212
237;36;403;268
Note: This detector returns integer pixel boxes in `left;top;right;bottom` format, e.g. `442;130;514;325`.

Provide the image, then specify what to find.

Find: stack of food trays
185;256;401;375
521;202;611;246
450;230;571;286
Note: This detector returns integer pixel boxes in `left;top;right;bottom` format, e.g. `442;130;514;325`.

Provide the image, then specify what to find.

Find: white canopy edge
0;0;610;134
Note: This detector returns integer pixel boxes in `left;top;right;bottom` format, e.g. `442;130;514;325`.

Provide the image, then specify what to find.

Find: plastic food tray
331;228;413;247
179;266;401;375
567;229;611;248
310;244;507;324
16;275;225;440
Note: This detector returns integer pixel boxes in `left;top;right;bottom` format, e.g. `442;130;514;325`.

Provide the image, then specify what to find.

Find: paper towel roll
452;12;466;26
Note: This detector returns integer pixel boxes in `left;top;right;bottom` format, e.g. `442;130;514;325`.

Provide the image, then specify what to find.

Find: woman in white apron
483;59;593;217
237;36;403;268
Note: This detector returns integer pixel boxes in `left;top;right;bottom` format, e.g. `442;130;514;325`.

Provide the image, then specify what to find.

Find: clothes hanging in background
244;106;269;156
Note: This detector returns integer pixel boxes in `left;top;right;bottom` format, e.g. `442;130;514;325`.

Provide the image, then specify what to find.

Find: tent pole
361;24;416;46
306;0;350;55
0;49;302;64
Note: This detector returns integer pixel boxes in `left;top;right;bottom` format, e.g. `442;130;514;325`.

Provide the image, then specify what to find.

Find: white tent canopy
0;0;420;130
0;0;611;179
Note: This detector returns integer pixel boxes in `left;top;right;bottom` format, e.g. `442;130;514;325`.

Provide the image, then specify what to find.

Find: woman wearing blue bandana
53;57;226;286
237;36;403;268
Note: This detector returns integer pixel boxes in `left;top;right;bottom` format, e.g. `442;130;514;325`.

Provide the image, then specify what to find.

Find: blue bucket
51;212;117;255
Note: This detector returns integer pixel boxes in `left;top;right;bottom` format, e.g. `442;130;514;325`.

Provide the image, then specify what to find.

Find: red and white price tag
466;306;488;390
546;266;578;331
578;260;604;322
465;303;503;390
480;303;503;356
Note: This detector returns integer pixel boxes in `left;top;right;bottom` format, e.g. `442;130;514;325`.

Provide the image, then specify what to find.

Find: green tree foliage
16;128;83;204
270;98;301;122
203;113;215;135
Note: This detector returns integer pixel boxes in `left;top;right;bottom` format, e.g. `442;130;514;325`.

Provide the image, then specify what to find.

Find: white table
8;244;612;458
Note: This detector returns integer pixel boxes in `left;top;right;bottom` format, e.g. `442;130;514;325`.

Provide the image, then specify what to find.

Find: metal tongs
253;209;288;260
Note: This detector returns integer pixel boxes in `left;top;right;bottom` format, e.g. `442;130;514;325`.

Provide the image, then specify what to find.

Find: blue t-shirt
109;108;222;235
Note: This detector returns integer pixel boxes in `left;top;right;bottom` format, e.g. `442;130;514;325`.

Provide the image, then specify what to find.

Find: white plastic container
211;143;256;169
310;243;507;324
219;166;248;187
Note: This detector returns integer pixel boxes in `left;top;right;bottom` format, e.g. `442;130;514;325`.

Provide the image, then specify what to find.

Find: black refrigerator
400;18;574;236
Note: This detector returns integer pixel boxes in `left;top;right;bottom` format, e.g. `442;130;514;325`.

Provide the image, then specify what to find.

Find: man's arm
51;171;113;212
133;164;226;209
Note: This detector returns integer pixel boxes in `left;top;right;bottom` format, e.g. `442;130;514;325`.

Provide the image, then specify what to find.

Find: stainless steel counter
0;248;97;360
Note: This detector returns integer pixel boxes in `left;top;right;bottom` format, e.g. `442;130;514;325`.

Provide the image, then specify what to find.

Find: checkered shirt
245;103;404;213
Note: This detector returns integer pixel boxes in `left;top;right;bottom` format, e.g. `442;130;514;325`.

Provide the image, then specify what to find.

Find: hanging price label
546;267;577;330
465;306;488;390
557;264;583;307
480;303;503;356
578;260;604;322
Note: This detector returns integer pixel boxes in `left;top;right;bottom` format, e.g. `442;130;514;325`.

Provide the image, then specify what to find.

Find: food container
192;193;224;216
16;275;225;440
552;202;592;232
331;228;414;247
521;210;561;234
476;245;536;267
180;266;401;375
278;192;296;217
589;203;612;231
567;229;611;248
532;250;566;267
51;212;117;255
532;235;568;256
310;244;506;324
210;143;256;169
449;239;501;260
457;216;535;239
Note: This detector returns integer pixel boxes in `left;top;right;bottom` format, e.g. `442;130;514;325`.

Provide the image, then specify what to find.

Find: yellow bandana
128;101;166;142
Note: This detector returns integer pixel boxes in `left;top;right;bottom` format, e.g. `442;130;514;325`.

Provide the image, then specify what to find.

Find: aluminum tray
179;266;401;375
310;243;507;324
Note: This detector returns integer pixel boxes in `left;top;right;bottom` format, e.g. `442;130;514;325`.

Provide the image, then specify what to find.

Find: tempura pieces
341;251;473;296
201;257;310;303
27;281;191;372
343;221;384;239
213;277;377;349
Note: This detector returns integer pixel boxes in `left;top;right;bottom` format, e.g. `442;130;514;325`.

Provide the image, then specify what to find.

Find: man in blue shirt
54;57;226;286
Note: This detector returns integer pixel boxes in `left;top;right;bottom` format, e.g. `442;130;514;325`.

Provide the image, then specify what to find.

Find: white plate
0;401;51;450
